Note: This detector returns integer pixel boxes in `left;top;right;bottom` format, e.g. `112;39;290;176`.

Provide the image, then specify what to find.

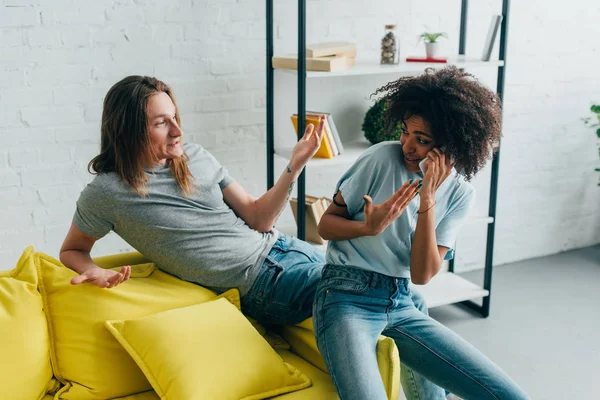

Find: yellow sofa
1;247;401;400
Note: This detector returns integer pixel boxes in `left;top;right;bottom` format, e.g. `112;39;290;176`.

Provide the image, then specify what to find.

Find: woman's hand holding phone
419;148;455;205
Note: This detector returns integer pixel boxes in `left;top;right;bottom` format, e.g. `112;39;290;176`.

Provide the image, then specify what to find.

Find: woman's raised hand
363;179;421;236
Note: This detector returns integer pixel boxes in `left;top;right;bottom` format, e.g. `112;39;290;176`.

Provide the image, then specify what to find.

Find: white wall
1;0;598;270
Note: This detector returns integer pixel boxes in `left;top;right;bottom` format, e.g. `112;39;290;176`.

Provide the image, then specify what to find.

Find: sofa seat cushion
0;247;57;400
36;253;218;400
272;349;339;399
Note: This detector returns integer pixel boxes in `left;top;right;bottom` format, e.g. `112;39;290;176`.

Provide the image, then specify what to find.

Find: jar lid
385;24;396;29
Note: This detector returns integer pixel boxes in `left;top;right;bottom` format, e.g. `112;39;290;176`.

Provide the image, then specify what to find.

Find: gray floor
428;245;600;400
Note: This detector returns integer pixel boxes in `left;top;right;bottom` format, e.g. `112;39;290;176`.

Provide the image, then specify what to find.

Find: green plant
583;104;600;186
418;32;448;43
362;99;402;145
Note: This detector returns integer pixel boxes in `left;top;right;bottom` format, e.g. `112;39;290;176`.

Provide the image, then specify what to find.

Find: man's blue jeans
241;233;325;325
313;264;529;400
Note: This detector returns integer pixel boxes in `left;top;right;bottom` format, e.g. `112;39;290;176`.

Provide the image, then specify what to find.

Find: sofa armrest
280;318;400;400
92;252;149;269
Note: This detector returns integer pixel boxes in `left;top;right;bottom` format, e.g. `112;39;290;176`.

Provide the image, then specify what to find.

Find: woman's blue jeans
313;264;529;400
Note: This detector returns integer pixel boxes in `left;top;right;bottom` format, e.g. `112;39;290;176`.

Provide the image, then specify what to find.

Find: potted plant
583;104;600;186
418;31;448;58
362;99;402;144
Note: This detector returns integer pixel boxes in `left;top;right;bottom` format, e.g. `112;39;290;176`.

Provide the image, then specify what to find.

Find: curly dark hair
372;66;502;181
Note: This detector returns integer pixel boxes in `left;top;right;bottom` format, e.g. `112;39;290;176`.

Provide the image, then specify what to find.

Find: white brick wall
0;0;598;271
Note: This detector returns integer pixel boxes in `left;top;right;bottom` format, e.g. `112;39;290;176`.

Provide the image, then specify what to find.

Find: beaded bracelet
417;201;437;214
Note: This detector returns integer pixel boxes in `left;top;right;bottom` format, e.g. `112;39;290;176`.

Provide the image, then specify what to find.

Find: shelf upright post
296;0;307;240
481;0;510;317
460;0;510;318
266;0;274;190
449;0;469;276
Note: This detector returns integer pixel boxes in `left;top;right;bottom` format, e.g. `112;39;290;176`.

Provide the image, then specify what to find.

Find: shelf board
276;56;505;79
275;139;371;167
411;272;489;309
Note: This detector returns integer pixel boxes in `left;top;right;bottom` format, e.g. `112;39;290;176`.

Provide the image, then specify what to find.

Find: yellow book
290;114;335;159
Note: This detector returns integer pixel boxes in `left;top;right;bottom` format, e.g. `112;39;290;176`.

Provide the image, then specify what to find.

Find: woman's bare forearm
318;213;371;241
410;199;442;284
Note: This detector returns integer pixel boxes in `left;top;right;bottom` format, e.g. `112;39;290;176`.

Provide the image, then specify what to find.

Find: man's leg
241;234;325;325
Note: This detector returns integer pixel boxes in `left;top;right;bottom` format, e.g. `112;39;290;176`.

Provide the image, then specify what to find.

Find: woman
314;67;528;400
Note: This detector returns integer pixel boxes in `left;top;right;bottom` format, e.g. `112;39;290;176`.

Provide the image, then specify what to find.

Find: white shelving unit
266;0;511;316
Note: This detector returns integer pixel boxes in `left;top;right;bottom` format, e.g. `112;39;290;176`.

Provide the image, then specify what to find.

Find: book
481;15;503;61
306;41;357;58
305;111;339;156
289;195;327;244
272;54;355;72
291;113;336;159
405;56;448;63
307;111;344;154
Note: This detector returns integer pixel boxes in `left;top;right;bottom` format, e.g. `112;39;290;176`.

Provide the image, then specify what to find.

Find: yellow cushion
105;298;312;400
36;253;217;400
0;247;56;400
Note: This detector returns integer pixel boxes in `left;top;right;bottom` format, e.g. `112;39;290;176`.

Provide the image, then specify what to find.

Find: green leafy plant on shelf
583;104;600;186
417;31;448;43
362;99;402;145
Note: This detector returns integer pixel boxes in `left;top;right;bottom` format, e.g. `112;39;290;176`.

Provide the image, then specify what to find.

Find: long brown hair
89;75;194;196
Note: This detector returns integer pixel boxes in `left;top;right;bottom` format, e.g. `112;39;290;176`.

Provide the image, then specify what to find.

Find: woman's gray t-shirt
73;143;277;296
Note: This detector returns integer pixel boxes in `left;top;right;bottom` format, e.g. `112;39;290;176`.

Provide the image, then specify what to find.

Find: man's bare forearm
252;164;300;231
60;249;100;275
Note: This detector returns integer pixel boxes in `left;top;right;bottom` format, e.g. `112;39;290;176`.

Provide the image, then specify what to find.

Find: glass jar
381;24;399;65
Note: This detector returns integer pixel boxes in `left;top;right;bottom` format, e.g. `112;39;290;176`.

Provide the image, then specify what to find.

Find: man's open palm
71;265;131;289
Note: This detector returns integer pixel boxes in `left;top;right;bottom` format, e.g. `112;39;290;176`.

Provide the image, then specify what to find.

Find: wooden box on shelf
289;195;331;245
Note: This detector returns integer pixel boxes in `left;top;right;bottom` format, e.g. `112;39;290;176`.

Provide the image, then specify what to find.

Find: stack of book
291;111;344;159
289;195;332;244
272;41;357;72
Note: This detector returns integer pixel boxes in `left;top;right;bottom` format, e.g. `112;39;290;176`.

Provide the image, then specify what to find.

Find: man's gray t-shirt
74;143;277;296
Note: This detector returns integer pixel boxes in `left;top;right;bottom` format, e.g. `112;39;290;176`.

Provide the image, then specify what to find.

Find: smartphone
419;147;453;174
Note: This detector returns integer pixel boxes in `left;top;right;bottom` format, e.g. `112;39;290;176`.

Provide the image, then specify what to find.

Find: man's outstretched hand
70;265;131;288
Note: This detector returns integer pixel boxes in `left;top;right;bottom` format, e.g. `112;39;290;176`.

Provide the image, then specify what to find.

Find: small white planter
425;42;441;58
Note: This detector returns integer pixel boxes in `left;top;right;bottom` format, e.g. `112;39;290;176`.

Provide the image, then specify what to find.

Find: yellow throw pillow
36;252;218;400
105;298;311;400
0;247;57;400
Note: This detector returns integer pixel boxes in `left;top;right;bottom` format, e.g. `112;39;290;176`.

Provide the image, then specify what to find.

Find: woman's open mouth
404;155;421;165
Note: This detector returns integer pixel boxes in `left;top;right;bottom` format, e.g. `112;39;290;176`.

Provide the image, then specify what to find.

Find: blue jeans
313;264;529;400
241;233;326;325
